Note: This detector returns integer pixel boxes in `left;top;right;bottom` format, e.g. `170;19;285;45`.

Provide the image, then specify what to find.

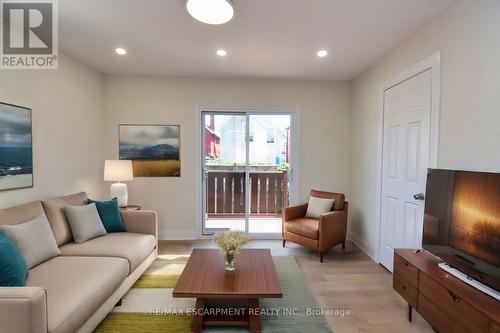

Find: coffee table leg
248;298;261;333
191;298;205;333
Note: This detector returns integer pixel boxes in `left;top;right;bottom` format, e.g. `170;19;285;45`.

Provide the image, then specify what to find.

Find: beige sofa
0;192;158;333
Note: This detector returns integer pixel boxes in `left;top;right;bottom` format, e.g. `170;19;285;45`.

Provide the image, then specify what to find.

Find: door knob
413;192;425;200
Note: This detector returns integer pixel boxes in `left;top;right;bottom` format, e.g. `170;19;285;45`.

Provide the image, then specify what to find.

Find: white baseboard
348;232;375;261
159;230;197;241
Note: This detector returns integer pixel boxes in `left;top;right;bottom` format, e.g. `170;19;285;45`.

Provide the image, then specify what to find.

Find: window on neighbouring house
266;128;275;143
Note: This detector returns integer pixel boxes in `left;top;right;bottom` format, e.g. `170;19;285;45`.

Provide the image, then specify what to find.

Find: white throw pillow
305;196;335;219
65;203;107;243
0;214;61;269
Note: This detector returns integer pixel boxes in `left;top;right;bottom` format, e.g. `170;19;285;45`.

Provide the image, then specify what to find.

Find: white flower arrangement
213;231;250;270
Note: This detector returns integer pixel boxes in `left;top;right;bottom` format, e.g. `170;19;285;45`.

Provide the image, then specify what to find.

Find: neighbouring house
217;116;288;165
205;114;221;158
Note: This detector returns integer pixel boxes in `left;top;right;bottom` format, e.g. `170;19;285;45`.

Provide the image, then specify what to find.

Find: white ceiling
59;0;456;80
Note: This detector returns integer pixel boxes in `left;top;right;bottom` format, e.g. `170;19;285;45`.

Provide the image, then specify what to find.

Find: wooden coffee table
173;249;282;333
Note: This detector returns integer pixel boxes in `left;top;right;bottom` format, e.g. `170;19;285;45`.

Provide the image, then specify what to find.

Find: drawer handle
448;291;460;303
402;285;406;290
404;261;409;267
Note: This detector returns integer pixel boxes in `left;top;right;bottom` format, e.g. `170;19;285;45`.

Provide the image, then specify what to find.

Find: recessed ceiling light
186;0;234;25
216;49;227;56
317;50;328;58
115;47;127;55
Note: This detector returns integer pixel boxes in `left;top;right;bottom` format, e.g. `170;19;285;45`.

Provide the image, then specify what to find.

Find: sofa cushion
0;200;44;226
42;192;88;246
284;218;319;240
0;214;61;269
59;232;155;273
25;256;128;333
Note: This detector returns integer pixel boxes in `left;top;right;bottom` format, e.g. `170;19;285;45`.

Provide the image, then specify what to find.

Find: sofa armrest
121;210;158;243
0;287;47;333
283;203;308;221
318;208;348;251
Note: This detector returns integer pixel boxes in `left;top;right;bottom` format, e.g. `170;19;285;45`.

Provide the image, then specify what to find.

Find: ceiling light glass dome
186;0;234;25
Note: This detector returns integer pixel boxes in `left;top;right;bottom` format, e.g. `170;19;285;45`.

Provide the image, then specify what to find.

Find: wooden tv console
393;249;500;333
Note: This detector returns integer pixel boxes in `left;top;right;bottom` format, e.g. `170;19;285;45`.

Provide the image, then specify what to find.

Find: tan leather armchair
282;190;348;262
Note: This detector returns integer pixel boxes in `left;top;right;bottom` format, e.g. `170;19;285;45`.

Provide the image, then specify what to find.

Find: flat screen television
422;169;500;294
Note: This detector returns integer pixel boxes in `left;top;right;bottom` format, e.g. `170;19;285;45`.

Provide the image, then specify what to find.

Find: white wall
349;0;500;258
0;53;105;208
103;76;351;239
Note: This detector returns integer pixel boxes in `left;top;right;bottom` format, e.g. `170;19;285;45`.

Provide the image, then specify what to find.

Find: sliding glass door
201;110;294;237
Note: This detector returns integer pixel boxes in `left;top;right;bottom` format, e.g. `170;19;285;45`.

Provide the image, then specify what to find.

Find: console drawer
418;293;468;333
419;273;489;333
393;273;417;308
393;254;418;287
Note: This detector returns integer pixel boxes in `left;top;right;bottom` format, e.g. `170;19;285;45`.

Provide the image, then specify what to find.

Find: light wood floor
159;240;434;333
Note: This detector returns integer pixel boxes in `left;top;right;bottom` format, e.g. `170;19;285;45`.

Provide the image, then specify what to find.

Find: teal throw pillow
87;198;126;233
0;233;29;286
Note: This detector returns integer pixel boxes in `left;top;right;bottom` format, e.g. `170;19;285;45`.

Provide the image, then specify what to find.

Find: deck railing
206;170;288;217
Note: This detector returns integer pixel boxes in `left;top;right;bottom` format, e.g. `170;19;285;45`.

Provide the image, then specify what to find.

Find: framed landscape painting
119;124;180;177
0;103;33;191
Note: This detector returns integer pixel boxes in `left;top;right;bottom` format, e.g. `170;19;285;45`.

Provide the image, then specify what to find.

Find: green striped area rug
132;256;189;289
95;255;332;333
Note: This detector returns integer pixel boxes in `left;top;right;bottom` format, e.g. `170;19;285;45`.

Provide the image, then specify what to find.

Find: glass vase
225;253;236;271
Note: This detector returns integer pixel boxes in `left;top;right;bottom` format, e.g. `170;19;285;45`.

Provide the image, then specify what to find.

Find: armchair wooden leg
319;252;324;263
282;239;286;247
342;241;345;250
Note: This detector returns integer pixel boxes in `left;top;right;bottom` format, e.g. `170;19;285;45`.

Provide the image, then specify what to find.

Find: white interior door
379;69;432;271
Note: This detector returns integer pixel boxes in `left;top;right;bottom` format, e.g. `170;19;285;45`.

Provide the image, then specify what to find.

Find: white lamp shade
104;160;133;182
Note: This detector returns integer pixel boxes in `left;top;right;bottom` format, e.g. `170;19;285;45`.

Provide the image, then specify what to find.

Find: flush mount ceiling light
186;0;234;25
216;49;227;56
317;49;328;58
115;47;127;55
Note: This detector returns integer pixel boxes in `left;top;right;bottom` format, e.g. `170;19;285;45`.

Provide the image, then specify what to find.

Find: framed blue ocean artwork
0;103;33;191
